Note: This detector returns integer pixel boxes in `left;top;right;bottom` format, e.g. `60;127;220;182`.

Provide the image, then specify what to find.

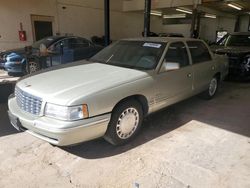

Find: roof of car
231;32;250;36
44;35;79;41
122;37;201;43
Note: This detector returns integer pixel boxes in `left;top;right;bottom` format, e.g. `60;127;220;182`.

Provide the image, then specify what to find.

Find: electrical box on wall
18;30;26;41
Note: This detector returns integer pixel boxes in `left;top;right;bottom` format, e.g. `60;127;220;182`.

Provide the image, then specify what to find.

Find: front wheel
28;60;40;74
201;76;218;100
104;99;143;145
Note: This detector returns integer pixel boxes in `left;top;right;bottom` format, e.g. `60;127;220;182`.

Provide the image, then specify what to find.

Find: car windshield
31;37;59;49
225;35;250;47
90;40;166;70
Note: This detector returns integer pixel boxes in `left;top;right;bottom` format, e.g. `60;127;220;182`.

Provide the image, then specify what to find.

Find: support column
234;15;240;32
104;0;110;46
190;0;200;38
143;0;151;37
248;15;250;31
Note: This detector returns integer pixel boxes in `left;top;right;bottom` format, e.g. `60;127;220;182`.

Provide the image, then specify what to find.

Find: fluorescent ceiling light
163;14;186;19
176;8;192;14
150;11;162;16
227;3;242;10
204;14;216;19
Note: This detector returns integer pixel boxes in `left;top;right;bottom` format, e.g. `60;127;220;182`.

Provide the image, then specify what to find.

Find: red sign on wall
19;31;27;41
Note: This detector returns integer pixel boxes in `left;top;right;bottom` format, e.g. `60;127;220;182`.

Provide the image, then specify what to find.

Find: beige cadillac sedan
8;38;228;146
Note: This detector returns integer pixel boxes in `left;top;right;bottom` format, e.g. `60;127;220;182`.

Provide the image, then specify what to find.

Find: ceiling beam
123;0;202;12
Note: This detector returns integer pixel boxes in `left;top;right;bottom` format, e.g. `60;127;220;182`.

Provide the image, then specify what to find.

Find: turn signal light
82;104;89;118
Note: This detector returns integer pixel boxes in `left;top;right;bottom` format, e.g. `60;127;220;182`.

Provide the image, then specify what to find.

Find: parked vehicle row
0;36;103;75
8;37;228;146
211;32;250;80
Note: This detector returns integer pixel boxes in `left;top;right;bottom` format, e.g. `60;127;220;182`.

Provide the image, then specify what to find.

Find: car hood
0;47;25;61
16;61;150;105
212;46;250;55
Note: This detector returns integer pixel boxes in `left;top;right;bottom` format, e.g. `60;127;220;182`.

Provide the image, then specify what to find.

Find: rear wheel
201;76;218;100
104;99;143;145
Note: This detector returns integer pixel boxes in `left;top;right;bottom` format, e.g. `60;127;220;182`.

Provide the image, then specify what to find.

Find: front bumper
227;56;250;79
8;96;111;146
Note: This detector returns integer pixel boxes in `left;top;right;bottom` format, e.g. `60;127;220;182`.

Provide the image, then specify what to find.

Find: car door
49;38;74;65
154;42;194;110
186;41;216;92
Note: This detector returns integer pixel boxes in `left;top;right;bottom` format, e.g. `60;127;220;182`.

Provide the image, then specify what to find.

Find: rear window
225;34;250;47
187;41;212;64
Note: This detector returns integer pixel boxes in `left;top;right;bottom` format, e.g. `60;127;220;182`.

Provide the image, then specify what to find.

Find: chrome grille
15;87;42;115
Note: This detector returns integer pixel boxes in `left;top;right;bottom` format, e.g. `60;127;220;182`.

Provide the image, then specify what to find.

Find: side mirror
161;61;180;72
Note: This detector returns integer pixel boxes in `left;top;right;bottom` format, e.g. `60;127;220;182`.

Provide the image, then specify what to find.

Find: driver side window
49;39;69;53
165;42;190;67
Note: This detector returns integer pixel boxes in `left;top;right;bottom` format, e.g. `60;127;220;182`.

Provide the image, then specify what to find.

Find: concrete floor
0;81;249;188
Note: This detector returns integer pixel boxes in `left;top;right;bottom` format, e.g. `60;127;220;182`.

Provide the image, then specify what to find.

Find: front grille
15;87;42;115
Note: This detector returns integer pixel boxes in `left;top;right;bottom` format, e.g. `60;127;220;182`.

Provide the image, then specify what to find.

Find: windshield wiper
89;59;106;64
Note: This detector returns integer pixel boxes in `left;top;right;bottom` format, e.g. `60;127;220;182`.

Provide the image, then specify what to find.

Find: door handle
187;73;192;78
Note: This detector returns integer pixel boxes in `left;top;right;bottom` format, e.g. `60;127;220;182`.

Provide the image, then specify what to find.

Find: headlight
45;103;89;121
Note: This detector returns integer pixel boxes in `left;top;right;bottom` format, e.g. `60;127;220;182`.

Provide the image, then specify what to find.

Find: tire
201;76;219;100
104;99;143;145
28;60;40;73
7;72;13;76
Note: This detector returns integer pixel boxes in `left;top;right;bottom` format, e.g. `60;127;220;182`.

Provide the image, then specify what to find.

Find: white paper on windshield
143;43;161;48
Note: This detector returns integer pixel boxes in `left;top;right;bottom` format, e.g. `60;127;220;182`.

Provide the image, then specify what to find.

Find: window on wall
164;42;190;67
187;41;212;64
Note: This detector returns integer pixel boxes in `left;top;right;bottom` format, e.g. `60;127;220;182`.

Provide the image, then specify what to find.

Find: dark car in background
211;32;250;80
158;33;184;38
0;59;5;69
1;36;103;75
141;32;184;38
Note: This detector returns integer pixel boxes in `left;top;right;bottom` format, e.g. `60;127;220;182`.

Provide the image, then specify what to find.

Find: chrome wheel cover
209;78;217;96
116;107;139;139
29;61;39;73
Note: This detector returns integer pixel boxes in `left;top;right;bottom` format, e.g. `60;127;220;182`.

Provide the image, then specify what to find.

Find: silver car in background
8;37;228;146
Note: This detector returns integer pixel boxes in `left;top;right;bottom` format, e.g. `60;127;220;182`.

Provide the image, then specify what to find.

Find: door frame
31;14;55;41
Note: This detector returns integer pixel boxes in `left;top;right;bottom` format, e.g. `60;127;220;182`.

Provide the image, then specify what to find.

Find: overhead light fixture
150;11;162;16
204;13;216;19
227;3;242;10
163;14;186;19
176;8;192;14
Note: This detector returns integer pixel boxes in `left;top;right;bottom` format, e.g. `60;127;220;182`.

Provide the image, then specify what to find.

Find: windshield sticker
143;43;161;48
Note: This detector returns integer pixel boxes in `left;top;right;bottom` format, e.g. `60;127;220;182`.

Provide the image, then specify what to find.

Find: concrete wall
161;24;191;37
0;0;162;51
57;1;156;40
239;15;250;32
0;0;58;50
199;17;236;42
0;0;242;51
